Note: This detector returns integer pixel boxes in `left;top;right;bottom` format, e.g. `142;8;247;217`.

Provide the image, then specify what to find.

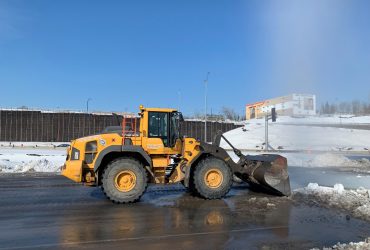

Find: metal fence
0;110;241;142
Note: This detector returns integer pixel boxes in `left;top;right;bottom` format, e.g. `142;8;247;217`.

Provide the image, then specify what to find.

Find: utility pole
204;72;210;142
265;108;276;151
86;98;92;113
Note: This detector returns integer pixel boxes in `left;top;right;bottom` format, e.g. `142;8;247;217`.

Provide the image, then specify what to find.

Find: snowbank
300;185;370;250
0;141;69;148
286;153;370;169
313;238;370;250
0;148;66;173
293;183;370;222
221;124;370;152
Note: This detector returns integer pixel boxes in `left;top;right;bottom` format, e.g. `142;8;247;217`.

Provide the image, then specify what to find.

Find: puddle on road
53;185;370;249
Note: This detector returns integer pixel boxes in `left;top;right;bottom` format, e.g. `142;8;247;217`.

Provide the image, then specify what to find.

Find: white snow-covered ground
222;116;370;170
0;141;69;148
221;124;370;152
247;115;370;125
0;148;66;173
225;150;370;170
284;153;370;170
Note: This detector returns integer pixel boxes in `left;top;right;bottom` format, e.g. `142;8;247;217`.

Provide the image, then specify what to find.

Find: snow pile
221;123;370;152
309;154;370;168
293;183;370;222
0;141;69;148
313;238;370;250
0;148;66;173
286;153;370;169
0;159;61;173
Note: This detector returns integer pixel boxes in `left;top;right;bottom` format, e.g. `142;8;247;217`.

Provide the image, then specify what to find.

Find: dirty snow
296;184;370;249
0;149;66;173
293;183;370;222
312;238;370;250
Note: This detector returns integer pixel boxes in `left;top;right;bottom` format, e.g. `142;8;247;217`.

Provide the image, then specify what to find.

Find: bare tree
221;106;238;120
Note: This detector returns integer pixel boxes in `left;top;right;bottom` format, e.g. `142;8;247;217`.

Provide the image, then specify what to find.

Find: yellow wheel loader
61;105;291;203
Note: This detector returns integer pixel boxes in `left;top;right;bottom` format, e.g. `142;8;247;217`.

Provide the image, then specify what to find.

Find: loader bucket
240;154;291;196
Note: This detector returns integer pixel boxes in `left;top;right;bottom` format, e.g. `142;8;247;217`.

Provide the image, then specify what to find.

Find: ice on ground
293;183;370;222
221;122;370;152
0;148;66;173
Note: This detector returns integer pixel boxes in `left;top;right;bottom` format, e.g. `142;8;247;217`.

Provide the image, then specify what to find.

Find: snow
313;238;370;250
296;184;370;248
0;141;69;148
221;123;370;152
293;183;370;222
0;148;66;173
285;153;370;169
250;115;370;125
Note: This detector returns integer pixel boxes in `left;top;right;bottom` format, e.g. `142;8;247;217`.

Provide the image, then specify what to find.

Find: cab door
145;111;181;155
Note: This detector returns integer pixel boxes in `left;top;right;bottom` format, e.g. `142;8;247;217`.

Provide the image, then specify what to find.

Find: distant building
246;94;316;120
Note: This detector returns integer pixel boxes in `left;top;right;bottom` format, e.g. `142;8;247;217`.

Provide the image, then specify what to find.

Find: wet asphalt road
1;169;370;250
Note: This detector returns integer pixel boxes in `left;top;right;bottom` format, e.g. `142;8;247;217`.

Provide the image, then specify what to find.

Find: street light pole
86;98;92;113
204;72;210;142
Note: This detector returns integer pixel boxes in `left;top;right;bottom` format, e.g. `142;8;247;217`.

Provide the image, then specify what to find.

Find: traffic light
271;108;276;122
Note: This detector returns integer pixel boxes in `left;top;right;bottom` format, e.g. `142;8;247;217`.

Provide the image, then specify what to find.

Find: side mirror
271;108;276;122
178;112;185;122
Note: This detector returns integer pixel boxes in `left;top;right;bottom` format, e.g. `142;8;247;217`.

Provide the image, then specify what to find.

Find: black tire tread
192;157;232;199
101;157;148;204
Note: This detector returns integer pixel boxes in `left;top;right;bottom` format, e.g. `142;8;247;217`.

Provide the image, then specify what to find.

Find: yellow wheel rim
114;170;136;192
204;168;223;189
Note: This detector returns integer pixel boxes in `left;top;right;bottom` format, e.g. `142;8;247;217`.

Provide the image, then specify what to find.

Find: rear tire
102;157;147;204
192;157;232;199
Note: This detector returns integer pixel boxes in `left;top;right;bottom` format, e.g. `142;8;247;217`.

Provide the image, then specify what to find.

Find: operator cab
147;111;183;148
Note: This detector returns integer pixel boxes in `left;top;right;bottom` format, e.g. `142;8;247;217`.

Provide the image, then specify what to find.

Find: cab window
148;112;168;146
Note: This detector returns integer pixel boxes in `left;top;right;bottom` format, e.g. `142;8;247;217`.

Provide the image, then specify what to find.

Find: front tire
102;157;147;204
192;157;232;199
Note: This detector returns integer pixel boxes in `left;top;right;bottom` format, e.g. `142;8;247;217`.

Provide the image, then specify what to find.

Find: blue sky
0;0;369;115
